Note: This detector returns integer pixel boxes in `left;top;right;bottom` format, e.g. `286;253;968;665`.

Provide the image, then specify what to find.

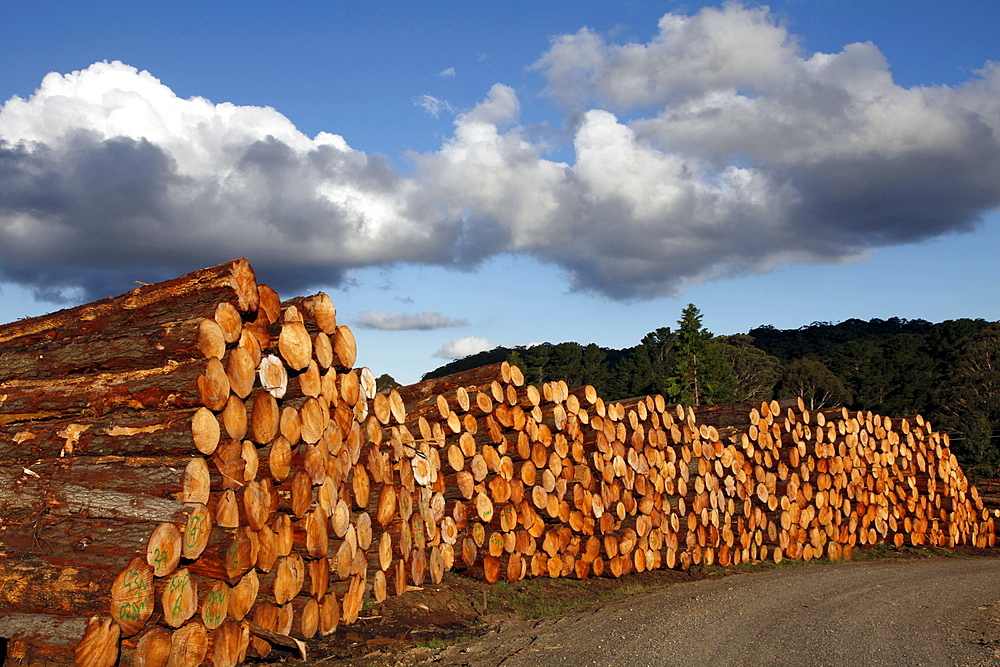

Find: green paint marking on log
186;514;204;547
118;599;148;622
203;588;226;625
123;567;149;592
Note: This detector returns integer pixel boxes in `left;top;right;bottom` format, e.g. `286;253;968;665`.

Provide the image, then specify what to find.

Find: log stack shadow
0;259;993;667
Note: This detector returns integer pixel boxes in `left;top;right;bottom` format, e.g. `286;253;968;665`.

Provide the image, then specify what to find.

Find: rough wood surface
0;551;129;616
0;467;194;523
0;359;215;425
0;412;205;461
0;259;259;381
0;613;90;666
394;362;509;408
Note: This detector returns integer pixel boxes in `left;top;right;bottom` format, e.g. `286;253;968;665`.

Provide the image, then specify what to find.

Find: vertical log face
75;616;121;667
161;569;198;629
111;557;155;638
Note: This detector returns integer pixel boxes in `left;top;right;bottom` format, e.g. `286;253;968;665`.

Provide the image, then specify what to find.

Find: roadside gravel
425;557;1000;667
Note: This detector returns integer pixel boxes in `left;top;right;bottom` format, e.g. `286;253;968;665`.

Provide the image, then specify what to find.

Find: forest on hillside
419;306;1000;479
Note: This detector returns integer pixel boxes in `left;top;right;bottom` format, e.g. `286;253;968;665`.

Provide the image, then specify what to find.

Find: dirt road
427;557;1000;667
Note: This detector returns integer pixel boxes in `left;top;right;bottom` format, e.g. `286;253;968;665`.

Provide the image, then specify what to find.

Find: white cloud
355;310;469;330
2;3;1000;303
458;83;519;126
437;67;456;78
433;336;496;359
0;61;457;300
415;2;1000;296
534;5;800;111
414;93;455;119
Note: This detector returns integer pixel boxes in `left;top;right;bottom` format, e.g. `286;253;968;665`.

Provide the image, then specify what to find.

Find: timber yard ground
256;545;1000;667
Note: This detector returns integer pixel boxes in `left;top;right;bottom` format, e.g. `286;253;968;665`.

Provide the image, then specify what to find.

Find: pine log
0;613;89;666
0;456;199;497
0;358;220;426
0;514;177;563
394;363;508;408
0;551;127;616
0;259;259;381
693;399;800;429
0;467;195;524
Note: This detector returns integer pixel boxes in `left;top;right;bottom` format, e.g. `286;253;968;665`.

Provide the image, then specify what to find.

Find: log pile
0;259;994;667
972;477;1000;535
386;371;994;581
0;259;383;667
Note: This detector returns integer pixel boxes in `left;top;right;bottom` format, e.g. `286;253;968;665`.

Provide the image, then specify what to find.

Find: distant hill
747;317;936;362
422;347;514;380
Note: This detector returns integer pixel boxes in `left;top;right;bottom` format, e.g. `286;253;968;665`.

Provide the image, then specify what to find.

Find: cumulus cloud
416;2;1000;296
524;5;1000;284
2;2;1000;303
433;336;496;360
0;61;457;301
437;67;457;78
355;310;469;330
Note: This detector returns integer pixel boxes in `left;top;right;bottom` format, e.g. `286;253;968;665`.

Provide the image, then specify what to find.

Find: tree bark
0;467;194;524
0;259;259;381
0;412;207;461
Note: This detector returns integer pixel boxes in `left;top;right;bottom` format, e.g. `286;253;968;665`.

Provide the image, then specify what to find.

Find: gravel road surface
427;557;1000;667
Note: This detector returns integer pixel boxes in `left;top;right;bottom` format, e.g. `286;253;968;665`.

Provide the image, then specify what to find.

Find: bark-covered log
0;412;205;461
3;456;202;498
393;362;509;408
0;613;90;666
0;551;131;617
0;259;259;381
0;514;171;562
693;399;799;428
0;467;194;524
0;359;216;426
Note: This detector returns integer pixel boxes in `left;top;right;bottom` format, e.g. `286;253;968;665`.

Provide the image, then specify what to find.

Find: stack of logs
0;259;993;667
972;478;1000;534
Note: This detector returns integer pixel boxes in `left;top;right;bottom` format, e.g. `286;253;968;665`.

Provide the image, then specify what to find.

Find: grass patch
486;580;592;619
851;544;956;560
697;554;847;578
484;577;674;619
487;580;603;618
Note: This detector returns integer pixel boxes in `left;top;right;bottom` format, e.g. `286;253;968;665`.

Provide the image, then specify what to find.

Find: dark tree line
421;308;1000;478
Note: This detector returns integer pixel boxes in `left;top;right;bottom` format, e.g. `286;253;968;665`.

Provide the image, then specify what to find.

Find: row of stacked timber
974;477;1000;535
0;258;994;667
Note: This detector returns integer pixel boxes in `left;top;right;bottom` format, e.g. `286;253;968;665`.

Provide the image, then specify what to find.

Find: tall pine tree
664;304;738;405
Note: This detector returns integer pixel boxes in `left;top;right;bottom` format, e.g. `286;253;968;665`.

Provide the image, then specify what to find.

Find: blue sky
1;1;998;384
